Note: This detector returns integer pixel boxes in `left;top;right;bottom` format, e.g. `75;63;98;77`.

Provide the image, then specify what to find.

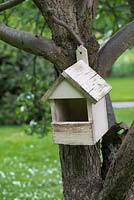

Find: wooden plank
49;80;84;99
53;121;92;125
49;100;56;122
52;122;93;145
41;75;64;102
62;60;112;102
92;97;108;143
86;100;93;122
76;45;89;65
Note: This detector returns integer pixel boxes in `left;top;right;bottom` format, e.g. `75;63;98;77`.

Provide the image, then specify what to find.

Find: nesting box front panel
92;97;108;143
49;80;84;99
52;122;93;145
50;98;94;145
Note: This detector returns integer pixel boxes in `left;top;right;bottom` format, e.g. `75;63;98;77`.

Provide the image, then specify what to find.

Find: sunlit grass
107;78;134;101
114;108;134;127
0;126;63;200
0;105;134;199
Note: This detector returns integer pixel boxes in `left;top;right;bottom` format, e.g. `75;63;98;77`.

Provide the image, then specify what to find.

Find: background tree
0;0;134;200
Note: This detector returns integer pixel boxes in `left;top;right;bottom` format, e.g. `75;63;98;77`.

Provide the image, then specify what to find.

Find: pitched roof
42;60;112;103
62;60;112;102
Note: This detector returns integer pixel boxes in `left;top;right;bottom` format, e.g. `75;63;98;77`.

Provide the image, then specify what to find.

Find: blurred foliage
0;1;55;135
111;48;134;77
0;0;133;135
15;57;55;136
94;0;130;41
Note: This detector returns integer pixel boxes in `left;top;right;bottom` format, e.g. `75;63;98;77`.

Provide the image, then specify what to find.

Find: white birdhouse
42;46;112;145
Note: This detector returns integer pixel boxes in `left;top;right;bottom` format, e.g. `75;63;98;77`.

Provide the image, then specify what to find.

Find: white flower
0;171;6;178
20;106;25;112
12;181;21;187
28;168;35;176
26;95;31;99
9;171;15;176
30;120;37;126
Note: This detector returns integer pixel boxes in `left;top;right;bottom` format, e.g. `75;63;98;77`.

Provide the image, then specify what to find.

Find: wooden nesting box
42;60;112;145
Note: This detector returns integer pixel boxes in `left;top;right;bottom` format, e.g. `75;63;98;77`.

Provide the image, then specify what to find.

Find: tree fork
33;0;103;199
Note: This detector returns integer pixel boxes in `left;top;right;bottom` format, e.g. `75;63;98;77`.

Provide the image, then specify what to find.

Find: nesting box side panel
49;99;67;122
87;100;93;121
86;99;94;139
49;100;56;122
92;97;108;143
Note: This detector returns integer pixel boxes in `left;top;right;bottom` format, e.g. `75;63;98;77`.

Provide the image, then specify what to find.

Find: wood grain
52;122;93;145
62;60;112;102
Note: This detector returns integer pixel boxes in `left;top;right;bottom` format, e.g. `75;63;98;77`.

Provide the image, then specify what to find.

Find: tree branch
99;123;134;200
0;24;71;70
0;0;25;12
97;21;134;77
51;15;83;45
101;121;128;179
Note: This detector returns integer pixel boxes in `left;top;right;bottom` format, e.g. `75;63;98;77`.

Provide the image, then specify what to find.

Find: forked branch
0;24;71;70
51;15;83;45
0;0;25;12
98;21;134;77
99;123;134;200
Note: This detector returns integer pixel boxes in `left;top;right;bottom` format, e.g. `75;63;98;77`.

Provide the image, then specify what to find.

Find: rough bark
125;182;134;200
101;122;128;179
99;123;134;200
33;0;102;199
0;24;71;70
59;145;102;200
33;0;99;69
105;94;116;128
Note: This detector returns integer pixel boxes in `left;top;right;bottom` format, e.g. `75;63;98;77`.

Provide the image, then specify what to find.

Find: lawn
0;126;63;200
0;78;134;200
114;108;134;126
0;106;134;200
107;77;134;101
107;77;134;125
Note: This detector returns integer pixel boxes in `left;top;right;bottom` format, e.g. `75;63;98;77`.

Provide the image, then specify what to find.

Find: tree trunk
33;1;103;199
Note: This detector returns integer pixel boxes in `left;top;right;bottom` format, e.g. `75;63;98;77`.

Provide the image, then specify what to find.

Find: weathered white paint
62;60;112;102
49;80;84;99
76;45;89;65
92;97;108;143
41;45;111;145
52;122;94;145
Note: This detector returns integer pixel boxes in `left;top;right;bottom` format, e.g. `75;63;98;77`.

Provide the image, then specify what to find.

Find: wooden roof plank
62;60;112;102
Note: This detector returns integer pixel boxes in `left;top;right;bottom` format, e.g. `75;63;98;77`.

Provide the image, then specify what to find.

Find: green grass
0;107;134;199
0;126;63;200
114;108;134;126
107;77;134;101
